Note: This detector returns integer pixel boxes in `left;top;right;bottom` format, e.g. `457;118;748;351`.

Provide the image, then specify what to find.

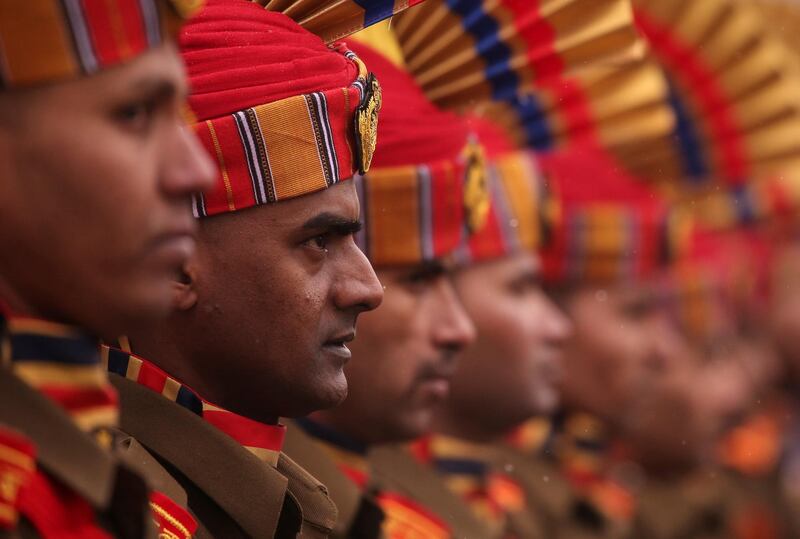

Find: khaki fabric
369;444;493;539
0;369;156;539
277;452;338;538
634;469;795;539
111;373;298;538
283;421;384;539
493;444;628;539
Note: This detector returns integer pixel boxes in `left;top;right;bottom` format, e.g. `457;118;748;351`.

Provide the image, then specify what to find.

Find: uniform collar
415;434;526;534
103;345;286;467
417;434;496;481
294;417;370;489
552;412;637;523
1;315;118;441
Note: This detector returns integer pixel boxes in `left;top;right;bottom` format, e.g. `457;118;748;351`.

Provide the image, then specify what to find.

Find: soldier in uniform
101;0;393;537
379;113;572;539
280;31;484;539
0;1;214;536
519;145;692;539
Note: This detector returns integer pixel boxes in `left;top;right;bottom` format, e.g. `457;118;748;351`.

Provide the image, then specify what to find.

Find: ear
172;260;198;311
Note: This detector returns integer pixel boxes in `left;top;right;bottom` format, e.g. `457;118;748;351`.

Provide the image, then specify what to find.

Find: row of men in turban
3;0;800;537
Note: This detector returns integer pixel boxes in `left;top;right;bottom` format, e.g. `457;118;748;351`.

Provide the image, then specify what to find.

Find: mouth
414;357;458;400
150;220;198;260
322;331;355;363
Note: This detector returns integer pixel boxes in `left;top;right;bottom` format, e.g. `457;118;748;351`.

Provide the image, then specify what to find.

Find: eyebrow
301;212;362;235
407;261;447;281
126;77;183;103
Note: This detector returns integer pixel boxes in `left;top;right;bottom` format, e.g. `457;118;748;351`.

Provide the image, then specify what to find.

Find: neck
126;322;277;426
0;280;40;319
308;409;374;448
432;402;518;444
106;341;286;464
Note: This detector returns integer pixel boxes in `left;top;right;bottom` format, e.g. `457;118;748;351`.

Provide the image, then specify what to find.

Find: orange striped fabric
355;145;476;267
191;46;377;217
104;345;286;467
2;317;118;443
0;0;199;88
539;145;691;284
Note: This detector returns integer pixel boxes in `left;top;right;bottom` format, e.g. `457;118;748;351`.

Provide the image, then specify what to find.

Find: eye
508;273;539;296
113;99;157;134
304;234;329;252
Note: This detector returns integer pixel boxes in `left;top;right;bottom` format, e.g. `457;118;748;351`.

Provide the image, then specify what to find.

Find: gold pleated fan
253;0;425;43
390;0;645;108
751;0;800;63
475;58;675;162
627;0;800;222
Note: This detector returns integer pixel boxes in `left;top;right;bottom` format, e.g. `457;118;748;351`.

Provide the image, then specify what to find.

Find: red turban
182;0;379;217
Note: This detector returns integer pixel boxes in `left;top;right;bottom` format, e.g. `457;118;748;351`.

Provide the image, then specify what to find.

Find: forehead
261;181;360;229
200;181;361;241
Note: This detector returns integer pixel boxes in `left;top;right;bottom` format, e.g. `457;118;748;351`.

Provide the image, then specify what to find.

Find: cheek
31;121;159;257
469;296;522;350
353;287;417;345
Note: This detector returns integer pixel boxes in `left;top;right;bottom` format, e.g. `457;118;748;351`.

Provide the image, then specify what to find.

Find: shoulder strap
277;451;338;537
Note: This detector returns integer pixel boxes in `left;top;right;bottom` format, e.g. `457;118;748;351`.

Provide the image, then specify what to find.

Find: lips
149;214;198;253
324;331;355;347
322;331;355;363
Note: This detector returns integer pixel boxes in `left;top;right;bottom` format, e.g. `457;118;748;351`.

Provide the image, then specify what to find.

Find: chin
121;280;173;320
296;378;349;416
392;410;433;443
531;387;561;415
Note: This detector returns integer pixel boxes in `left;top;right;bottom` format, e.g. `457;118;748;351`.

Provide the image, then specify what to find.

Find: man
532;145;694;537
103;1;389;536
0;1;214;536
370;115;572;539
279;34;482;538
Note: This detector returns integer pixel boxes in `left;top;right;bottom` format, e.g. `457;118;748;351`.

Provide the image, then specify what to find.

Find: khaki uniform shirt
111;374;337;538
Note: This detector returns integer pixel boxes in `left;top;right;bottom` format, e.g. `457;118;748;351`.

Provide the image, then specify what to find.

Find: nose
647;314;685;371
334;243;384;314
541;294;572;345
160;122;216;198
431;278;476;352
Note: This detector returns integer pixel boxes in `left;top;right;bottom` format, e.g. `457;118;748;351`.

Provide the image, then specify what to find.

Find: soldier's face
0;44;214;338
181;181;383;420
559;284;687;429
445;252;571;430
313;263;475;444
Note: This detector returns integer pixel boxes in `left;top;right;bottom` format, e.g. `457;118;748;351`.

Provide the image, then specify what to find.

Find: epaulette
0;427;35;531
377;491;451;539
149;491;198;539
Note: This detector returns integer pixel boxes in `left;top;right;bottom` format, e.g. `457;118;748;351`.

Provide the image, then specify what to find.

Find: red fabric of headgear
540;144;688;284
181;0;359;121
349;42;469;167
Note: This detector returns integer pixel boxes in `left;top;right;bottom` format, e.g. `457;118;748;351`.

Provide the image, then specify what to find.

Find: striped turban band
0;0;199;88
540;144;691;284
